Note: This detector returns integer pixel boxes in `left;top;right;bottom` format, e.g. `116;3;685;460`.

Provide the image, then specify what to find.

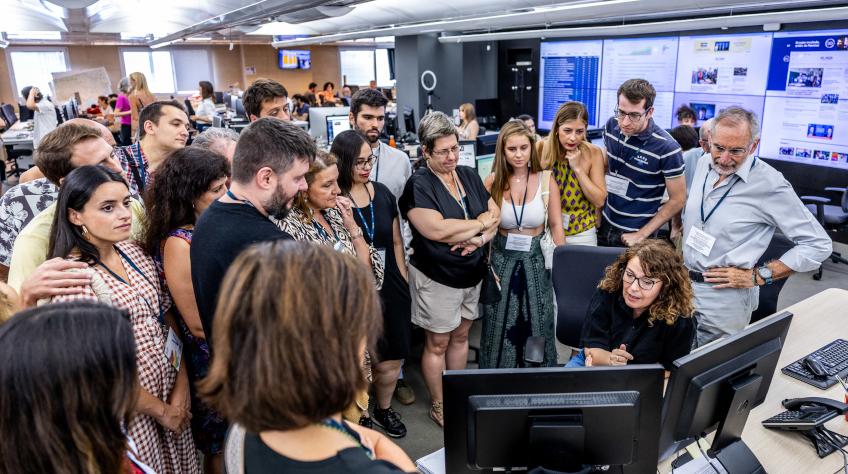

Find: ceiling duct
275;5;355;24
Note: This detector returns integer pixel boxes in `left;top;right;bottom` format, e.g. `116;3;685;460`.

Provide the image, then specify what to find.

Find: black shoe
358;413;373;429
372;407;407;438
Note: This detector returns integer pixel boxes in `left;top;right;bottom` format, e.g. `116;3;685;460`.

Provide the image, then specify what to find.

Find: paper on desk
416;447;445;474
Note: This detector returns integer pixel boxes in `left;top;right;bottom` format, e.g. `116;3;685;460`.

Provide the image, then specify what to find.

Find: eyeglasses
431;145;461;158
614;108;649;122
623;269;660;291
710;143;749;158
355;155;377;169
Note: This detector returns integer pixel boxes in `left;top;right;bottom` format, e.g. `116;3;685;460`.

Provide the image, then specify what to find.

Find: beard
263;181;295;220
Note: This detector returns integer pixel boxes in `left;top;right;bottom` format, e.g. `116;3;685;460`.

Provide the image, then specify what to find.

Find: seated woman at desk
458;103;479;141
568;239;695;371
192;81;218;127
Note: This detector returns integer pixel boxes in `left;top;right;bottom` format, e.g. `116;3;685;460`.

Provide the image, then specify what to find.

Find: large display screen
538;40;602;130
536;28;848;169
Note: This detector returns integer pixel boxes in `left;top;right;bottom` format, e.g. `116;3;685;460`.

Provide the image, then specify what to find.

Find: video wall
538;29;848;169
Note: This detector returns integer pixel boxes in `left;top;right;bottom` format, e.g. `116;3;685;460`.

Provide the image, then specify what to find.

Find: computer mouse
803;357;828;379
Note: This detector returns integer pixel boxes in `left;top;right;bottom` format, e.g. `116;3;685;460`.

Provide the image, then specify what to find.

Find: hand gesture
609;344;633;366
620;232;646;247
335;196;358;230
157;403;192;434
565;147;587;175
703;266;756;289
20;258;91;307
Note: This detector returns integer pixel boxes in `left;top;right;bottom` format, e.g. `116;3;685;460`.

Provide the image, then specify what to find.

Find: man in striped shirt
600;79;686;247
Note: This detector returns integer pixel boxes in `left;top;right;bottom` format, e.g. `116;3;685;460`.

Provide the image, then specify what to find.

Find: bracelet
478;235;486;246
478;219;485;233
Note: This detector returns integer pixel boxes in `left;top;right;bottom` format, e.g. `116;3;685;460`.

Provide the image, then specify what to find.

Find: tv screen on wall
279;49;311;70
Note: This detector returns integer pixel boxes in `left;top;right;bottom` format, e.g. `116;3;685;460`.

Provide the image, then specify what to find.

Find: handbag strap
540;170;551;231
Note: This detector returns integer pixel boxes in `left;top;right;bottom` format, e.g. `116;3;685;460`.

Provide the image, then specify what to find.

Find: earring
81;225;90;239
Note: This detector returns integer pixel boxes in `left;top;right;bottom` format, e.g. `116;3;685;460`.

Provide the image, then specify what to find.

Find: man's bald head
62;118;116;147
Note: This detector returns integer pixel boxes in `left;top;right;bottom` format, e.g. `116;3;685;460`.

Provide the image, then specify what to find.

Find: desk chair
750;233;794;323
801;187;848;280
552;245;625;348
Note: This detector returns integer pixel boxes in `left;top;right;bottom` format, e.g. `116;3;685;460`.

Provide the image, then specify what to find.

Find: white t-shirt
33;99;58;149
195;97;217;121
369;140;412;200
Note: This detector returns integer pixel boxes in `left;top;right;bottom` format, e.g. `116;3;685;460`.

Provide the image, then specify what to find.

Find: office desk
658;288;848;474
1;120;33;147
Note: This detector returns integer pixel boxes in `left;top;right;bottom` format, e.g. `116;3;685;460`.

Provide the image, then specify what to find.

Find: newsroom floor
3;165;847;463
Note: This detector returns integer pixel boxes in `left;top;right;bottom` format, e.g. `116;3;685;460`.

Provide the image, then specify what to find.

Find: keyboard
762;409;838;430
782;339;848;389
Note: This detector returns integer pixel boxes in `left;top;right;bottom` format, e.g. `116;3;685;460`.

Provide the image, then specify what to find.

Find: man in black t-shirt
191;118;315;345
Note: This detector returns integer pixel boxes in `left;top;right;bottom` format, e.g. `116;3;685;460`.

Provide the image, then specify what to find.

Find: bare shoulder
483;173;495;190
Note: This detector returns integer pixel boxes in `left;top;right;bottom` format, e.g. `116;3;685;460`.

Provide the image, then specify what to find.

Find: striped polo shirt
602;116;684;232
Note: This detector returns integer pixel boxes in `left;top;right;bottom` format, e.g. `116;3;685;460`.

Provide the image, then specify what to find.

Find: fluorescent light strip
271;0;637;48
438;6;848;43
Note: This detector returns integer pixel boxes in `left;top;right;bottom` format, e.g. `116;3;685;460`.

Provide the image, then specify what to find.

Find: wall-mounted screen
538;40;602;130
279;49;311;70
674;33;772;96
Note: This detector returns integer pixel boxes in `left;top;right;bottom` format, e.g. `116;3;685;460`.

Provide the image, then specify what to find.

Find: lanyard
312;215;339;243
97;246;163;325
318;418;374;460
699;157;756;225
510;179;529;231
428;164;469;219
350;186;375;243
226;190;256;209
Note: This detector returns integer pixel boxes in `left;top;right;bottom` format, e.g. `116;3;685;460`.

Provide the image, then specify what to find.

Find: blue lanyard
97;246;163;325
510;179;529;230
312;216;339;243
226;189;255;209
350;186;376;243
700;157;756;224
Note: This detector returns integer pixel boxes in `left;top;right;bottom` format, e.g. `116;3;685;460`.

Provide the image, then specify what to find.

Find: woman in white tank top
480;120;565;369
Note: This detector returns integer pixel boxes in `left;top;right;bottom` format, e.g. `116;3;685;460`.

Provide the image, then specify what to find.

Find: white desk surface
659;287;848;474
1;120;33;147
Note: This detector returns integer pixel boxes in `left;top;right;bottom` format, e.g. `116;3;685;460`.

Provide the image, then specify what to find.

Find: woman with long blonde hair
457;103;479;140
542;101;607;246
128;71;156;138
481;120;565;368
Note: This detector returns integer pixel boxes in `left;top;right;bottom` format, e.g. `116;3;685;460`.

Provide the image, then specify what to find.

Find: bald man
19;118;116;184
0;121;123;281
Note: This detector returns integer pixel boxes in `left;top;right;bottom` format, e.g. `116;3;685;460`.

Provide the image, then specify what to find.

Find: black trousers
597;216;669;247
119;124;132;146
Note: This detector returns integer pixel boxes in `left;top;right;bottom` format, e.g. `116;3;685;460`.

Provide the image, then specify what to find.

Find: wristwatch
756;265;773;286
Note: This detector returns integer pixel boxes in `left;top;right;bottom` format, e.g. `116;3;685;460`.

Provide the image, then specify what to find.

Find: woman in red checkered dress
47;166;199;473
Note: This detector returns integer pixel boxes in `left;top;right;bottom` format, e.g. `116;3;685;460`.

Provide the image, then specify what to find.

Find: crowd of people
0;71;834;473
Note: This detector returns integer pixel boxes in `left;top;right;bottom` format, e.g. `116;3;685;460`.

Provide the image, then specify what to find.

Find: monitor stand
708;372;765;474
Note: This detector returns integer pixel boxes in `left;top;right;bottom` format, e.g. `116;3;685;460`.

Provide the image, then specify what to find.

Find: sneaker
372;407;407;438
393;379;416;405
358;413;373;429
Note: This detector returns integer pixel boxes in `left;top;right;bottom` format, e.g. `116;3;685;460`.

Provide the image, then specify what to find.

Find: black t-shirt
580;289;695;371
244;432;408;473
191;200;292;347
399;165;490;288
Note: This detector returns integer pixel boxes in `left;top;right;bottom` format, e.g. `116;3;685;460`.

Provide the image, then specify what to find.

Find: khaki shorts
409;265;481;334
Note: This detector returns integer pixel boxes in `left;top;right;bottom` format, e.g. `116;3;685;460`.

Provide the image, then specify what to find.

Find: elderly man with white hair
191;126;239;162
682;106;832;347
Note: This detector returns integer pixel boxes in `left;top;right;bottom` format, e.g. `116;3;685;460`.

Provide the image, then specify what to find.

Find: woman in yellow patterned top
543;101;607;246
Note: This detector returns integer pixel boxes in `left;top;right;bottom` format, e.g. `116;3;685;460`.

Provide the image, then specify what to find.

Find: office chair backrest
18;103;33;122
552;245;625;347
184;99;196;117
750;232;794;323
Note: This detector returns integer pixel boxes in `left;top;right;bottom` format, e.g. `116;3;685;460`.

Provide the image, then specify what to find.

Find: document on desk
415;447;445;474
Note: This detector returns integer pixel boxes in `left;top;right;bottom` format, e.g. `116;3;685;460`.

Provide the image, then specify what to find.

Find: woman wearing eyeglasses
542;101;607;246
333;130;411;439
571;239;695;372
399;111;500;427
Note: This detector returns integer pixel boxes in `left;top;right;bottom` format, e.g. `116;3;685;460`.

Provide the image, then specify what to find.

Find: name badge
562;213;571;230
606;174;629;197
686;227;716;257
505;233;533;252
164;328;183;371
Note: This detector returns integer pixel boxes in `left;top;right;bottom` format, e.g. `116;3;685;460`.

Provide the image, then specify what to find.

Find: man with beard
190;118;316;346
683;106;830;347
348;88;411;200
22;85;58;149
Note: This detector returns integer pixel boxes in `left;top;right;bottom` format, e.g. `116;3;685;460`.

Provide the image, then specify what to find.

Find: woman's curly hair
598;239;694;326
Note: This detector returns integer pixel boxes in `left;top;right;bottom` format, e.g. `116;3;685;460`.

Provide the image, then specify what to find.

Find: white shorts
409;265;481;334
565;227;598;246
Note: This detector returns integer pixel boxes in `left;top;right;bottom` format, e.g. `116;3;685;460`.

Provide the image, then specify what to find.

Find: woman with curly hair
569;239;695;372
143;146;230;473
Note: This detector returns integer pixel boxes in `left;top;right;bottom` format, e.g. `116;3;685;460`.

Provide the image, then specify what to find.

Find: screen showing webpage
538;40;603;130
675;33;772;96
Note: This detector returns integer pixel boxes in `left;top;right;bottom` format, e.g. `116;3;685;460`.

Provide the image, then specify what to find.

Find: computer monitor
308;106;351;143
1;104;17;128
18;103;33;122
234;98;246;118
658;311;794;471
444;365;665;473
222;92;231;108
326;115;351;143
476;133;498;156
403;107;416;135
475;98;501;130
214;91;223;104
458;140;476;168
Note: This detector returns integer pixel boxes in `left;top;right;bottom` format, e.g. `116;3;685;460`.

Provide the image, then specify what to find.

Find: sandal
429;401;444;427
